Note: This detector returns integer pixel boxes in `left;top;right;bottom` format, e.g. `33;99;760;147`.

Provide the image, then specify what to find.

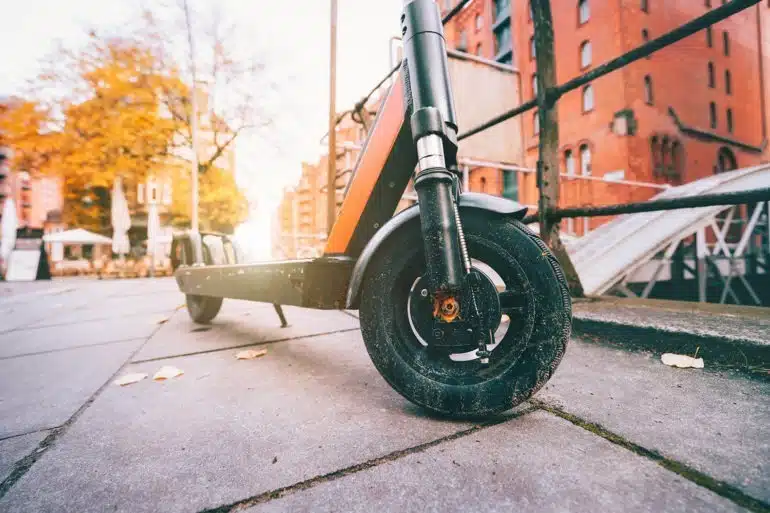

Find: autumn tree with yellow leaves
0;2;271;234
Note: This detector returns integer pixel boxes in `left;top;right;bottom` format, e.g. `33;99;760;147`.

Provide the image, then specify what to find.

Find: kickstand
273;303;289;328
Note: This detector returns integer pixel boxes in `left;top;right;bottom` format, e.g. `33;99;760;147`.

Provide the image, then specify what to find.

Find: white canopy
43;228;112;245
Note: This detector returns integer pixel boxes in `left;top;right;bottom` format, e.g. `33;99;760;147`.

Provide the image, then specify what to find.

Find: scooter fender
345;192;528;309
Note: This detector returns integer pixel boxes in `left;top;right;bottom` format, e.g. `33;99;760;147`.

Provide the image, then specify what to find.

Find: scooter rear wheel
359;210;571;418
185;244;223;325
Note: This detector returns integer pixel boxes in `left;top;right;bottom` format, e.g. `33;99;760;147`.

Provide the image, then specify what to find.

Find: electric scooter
171;0;572;417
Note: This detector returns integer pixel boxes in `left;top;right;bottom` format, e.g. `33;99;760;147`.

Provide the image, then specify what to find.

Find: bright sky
0;0;405;260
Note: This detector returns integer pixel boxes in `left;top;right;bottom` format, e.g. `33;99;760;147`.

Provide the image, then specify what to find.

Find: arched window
578;0;590;24
727;108;733;133
580;144;592;176
725;69;732;94
475;14;483;31
530;36;536;60
706;26;713;47
705;0;711;6
641;0;649;12
480;176;487;192
534;112;540;135
710;102;718;129
532;74;538;98
475;43;483;56
642;29;650;42
529;2;533;20
644;75;654;104
582;84;594;112
661;136;671;172
650;136;662;174
716;147;737;173
580;41;592;68
708;62;715;88
723;31;730;56
565;149;576;176
671;140;684;177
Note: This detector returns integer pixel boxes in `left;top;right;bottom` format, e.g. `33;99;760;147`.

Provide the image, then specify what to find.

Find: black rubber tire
185;244;223;324
359;210;572;418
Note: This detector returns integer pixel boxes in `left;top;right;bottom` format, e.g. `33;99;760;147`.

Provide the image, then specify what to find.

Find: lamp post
327;0;338;235
183;0;200;234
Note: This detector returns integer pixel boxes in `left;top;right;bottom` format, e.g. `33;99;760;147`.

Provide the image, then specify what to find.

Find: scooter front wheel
359;210;571;418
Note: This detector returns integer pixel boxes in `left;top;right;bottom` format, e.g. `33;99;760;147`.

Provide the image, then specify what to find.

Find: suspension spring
452;200;471;274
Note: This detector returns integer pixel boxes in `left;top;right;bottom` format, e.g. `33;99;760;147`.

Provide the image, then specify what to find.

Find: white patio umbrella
111;176;131;256
1;197;19;262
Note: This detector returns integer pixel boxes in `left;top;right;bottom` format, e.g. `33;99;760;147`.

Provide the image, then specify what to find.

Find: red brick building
444;0;770;234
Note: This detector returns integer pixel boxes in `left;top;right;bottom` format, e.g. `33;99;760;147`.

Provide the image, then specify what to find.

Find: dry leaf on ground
114;373;148;386
236;349;268;360
153;365;184;381
661;353;704;369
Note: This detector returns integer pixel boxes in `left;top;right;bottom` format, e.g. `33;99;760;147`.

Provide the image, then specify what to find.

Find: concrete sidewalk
0;278;767;513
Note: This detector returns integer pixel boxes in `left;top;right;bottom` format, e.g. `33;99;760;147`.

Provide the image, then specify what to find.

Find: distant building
443;0;770;234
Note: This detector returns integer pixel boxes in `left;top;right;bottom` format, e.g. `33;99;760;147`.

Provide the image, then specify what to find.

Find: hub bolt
420;289;428;297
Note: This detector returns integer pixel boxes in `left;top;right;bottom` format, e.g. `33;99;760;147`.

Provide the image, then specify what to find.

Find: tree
8;26;251;233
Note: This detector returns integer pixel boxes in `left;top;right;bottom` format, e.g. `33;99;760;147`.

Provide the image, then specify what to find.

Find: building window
578;0;590;25
723;31;730;56
582;84;594;112
725;69;732;94
475;14;483;31
641;0;649;13
528;1;533;20
644;75;654;104
534;111;540;135
710;101;718;129
642;29;650;43
480;176;487;193
650;136;661;173
530;36;536;60
580;41;592;68
580;144;592;176
708;62;715;88
671;141;684;177
532;74;538;98
476;43;483;56
502;171;518;200
705;0;711;6
494;0;511;21
458;30;468;51
565;149;576;175
727;108;733;133
706;26;713;47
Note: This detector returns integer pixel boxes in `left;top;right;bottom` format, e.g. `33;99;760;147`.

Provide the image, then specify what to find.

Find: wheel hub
408;268;501;354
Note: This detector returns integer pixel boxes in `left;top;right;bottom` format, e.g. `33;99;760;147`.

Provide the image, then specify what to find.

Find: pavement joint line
130;327;363;365
0;428;52;443
0;316;170;501
531;399;770;513
196;405;539;513
0;337;149;362
0;304;185;335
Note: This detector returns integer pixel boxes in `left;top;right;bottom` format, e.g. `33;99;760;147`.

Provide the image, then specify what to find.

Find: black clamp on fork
402;0;495;362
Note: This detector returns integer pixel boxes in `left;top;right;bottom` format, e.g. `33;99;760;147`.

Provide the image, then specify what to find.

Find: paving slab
0;431;48;483
536;338;770;503
132;302;360;362
0;339;143;438
29;293;182;328
0;331;475;513
246;411;747;513
0;315;165;358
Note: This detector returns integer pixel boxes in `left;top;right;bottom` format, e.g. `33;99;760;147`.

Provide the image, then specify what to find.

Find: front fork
402;0;492;361
401;0;467;293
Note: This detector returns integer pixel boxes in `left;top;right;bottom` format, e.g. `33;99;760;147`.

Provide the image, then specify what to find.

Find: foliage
3;17;254;233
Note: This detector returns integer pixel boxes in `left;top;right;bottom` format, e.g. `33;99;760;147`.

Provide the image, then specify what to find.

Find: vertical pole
327;0;339;235
531;0;584;297
183;0;200;234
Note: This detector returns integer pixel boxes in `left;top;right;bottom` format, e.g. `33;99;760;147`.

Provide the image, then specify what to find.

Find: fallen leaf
236;349;268;360
114;373;148;386
157;318;169;325
153;365;184;381
661;353;704;369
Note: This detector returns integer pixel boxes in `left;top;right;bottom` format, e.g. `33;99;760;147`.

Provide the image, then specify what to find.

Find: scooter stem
401;0;466;293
